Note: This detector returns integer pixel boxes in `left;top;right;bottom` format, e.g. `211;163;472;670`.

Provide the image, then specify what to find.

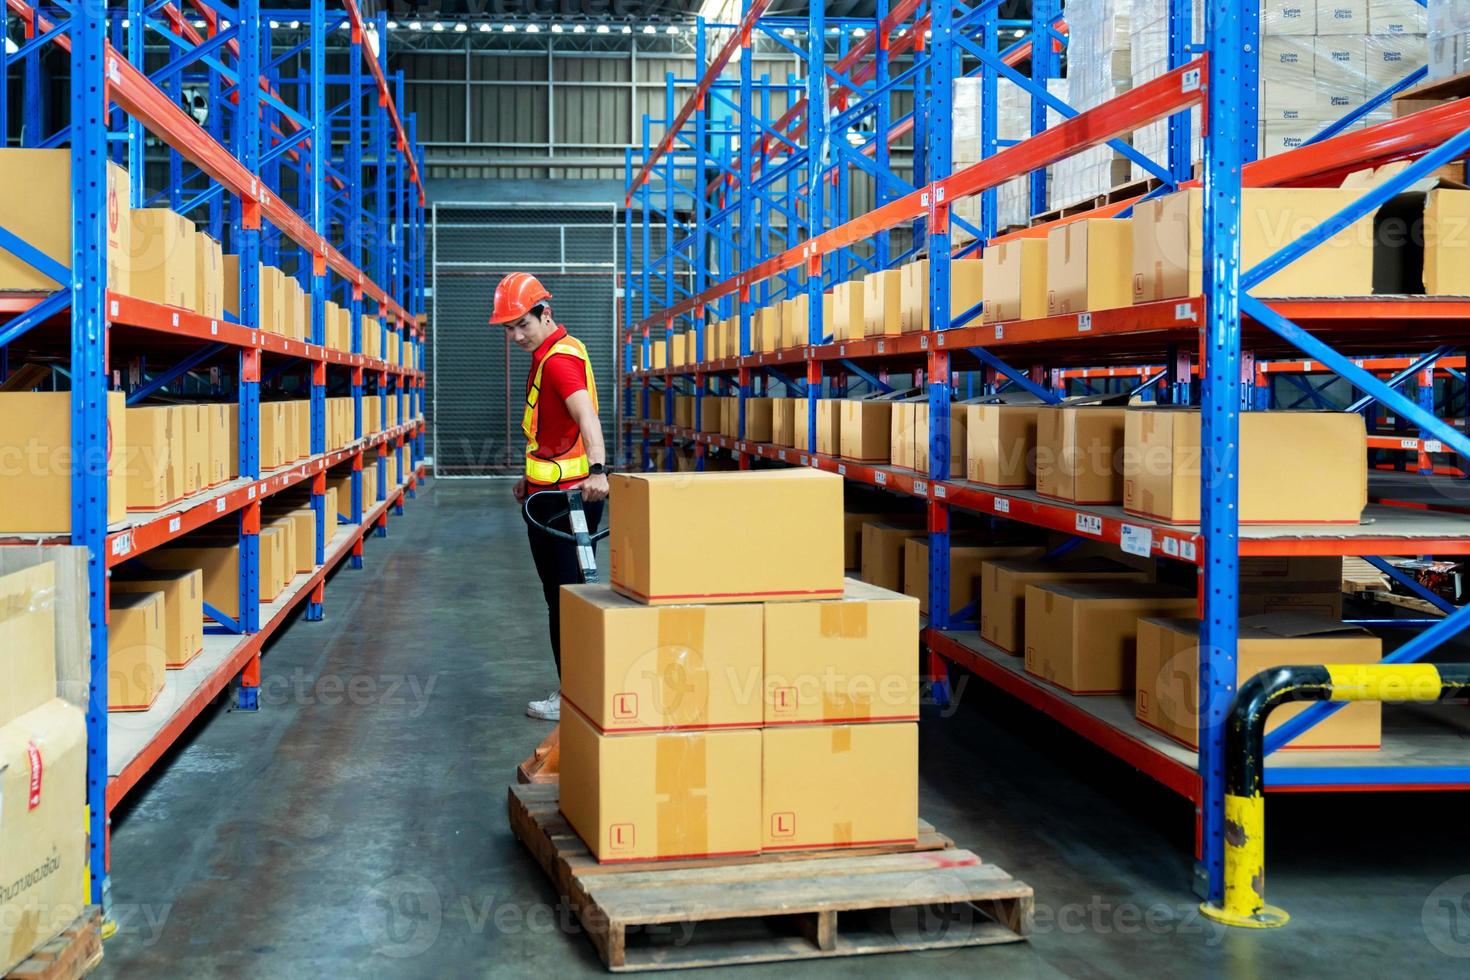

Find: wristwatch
589;463;611;476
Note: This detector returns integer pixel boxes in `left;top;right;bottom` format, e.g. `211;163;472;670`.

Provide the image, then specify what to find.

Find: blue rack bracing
0;1;427;907
618;1;1470;904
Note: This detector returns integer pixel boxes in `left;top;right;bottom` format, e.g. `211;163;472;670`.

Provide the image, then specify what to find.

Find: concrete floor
100;480;1470;978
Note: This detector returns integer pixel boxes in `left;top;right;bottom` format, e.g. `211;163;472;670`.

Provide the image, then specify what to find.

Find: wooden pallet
508;783;1031;971
517;724;561;784
4;908;102;980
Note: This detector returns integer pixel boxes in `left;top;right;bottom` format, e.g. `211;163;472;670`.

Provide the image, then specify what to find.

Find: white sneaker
526;690;561;721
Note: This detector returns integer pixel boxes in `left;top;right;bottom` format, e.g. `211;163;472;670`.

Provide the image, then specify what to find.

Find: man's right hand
512;477;528;502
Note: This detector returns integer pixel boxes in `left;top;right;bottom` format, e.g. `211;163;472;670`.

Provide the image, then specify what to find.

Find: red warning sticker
26;741;43;810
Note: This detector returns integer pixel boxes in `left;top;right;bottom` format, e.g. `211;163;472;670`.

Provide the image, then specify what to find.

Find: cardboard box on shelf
111;569;203;670
899;258;985;332
207;402;231;486
0;699;87;976
1023;582;1197;694
831;279;866;341
0;150;130;292
758;305;782;353
1123;408;1367;524
761;722;917;851
275;508;318;574
0;563;57;729
979;558;1153;654
609;470;844;605
966;402;1041;488
0;391;127;533
180;403;208;496
764;580;919;725
842;512;886;571
108;591;166;711
123;405;179;511
1317;0;1368;35
222;403;238;479
772;398;797;447
145;541;245;620
860;520;925;593
129;208;198;310
1136;615;1381;750
862;269;902;337
561;584;764;732
744;398;775;443
983;238;1048;323
840;398;893;462
1035;403;1128;504
1240;557;1344;619
1423;188;1470;296
1047;219;1134;315
561;707;761;861
1131;187;1377;302
889;397;924;471
904;539;1047;616
913;401;968;476
1261;0;1315;34
815;399;841;455
193;230;225;319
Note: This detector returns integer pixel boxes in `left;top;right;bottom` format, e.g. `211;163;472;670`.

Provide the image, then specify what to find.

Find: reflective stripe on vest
523;336;598;486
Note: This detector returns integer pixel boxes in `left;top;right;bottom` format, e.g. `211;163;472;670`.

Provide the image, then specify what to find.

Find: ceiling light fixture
432;21;445;32
551;23;564;33
409;21;422;31
526;23;541;33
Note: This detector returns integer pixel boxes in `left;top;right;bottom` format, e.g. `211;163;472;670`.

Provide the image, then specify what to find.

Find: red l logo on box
771;812;795;838
773;687;796;713
610;823;635;850
613;693;638;720
26;741;42;810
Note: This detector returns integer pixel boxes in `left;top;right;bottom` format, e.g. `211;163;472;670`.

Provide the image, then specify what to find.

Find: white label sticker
921;335;929;350
216;498;227;513
1180;540;1198;561
211;321;219;335
799;455;808;466
172;312;179;327
248;486;257;500
737;442;746;452
1075;513;1103;536
877;340;885;354
110;300;118;317
107;56;120;83
1163;536;1181;557
838;464;847;476
921;192;930;207
994;497;1010;513
1175;302;1195;321
935;484;947;499
778;450;787;461
1078;312;1093;333
875;471;888;485
994;325;1004;339
938;333;947;347
914;480;927;496
1120;524;1153;557
110;533;131;557
1425;440;1443;454
168;517;181;533
839;345;846;356
1401;438;1418;450
1182;67;1202;92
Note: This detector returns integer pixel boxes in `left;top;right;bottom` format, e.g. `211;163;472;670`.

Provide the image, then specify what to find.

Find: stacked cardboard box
0;562;89;975
1053;0;1133;205
979;557;1153;654
0;150;130;294
0;392;128;533
563;469;918;861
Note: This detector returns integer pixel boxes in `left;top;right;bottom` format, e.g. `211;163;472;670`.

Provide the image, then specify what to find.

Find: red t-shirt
527;324;591;487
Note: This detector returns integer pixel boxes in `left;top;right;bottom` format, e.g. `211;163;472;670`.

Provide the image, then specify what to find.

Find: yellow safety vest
523;334;598;486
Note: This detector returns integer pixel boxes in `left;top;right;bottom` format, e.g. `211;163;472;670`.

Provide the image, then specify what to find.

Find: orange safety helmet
489;271;552;324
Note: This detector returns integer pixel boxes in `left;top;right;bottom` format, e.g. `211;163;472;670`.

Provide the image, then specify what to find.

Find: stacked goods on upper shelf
1130;0;1204;180
1429;0;1470;78
0;150;131;293
122;402;236;512
1054;0;1133;206
953;76;1063;234
0;562;88;975
562;469;918;861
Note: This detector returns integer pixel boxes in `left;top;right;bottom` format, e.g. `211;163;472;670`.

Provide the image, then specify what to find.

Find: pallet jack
516;488;608;784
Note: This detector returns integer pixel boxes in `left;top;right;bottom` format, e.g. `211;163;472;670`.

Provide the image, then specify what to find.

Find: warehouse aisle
100;481;1470;978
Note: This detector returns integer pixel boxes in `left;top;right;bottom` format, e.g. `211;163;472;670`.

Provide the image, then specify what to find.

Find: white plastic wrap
1371;0;1429;35
1317;0;1369;35
1262;0;1316;35
1428;0;1470;79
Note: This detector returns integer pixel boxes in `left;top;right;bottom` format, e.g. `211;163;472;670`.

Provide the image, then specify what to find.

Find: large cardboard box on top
1123;408;1367;524
0;392;127;534
0;699;87;976
979;558;1152;654
762;722;917;851
904;539;1046;616
1047;219;1134;315
609;470;844;605
764;580;919;726
1131;187;1377;302
561;707;761;861
983;238;1048;323
108;591;166;711
1023;582;1197;694
111;569;204;670
0;563;57;729
1136;615;1381;750
1035;404;1128;504
0;149;130;294
560;584;763;732
967;403;1041;487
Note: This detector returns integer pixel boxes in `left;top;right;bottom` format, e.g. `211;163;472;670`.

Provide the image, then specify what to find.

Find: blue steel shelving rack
0;1;427;909
619;0;1470;903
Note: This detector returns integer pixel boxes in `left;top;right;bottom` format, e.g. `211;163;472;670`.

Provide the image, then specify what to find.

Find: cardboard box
130;208;197;310
1035;405;1128;504
0;150;129;293
983;238;1048;322
0;392;126;533
899;258;985;332
831;279;866;341
779;297;802;348
698;396;722;435
862;269;902;337
145;541;245;620
1425;189;1470;296
771;398;797;447
860;520;925;593
561;584;763;732
966;403;1040;487
1123;408;1367;524
0;699;87;976
123;405;179;511
109;591;166;711
815;399;841;455
277;508;318;573
1261;0;1315;34
609;470;844;605
904;539;1047;616
1317;0;1367;35
207;403;231;486
260;523;290;597
889;398;924;471
1023;582;1197;694
193;230;224;318
744;398;774;443
1136;615;1381;750
764;580;919;725
560;707;761;861
979;558;1152;653
1131;187;1377;302
180;404;208;496
843;512;886;571
761;723;917;851
223;403;239;479
111;569;203;670
1047;219;1134;315
0;563;57;729
840;399;892;461
758;305;781;353
913;402;967;477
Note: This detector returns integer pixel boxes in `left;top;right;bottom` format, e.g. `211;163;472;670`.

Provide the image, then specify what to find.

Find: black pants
525;492;605;678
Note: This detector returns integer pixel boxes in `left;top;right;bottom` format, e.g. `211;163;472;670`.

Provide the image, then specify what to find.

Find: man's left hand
581;472;609;503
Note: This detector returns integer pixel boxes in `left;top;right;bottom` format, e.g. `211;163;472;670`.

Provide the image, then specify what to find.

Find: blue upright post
22;5;41;146
127;0;144;207
349;23;365;536
805;2;825;452
71;0;110;909
1167;0;1194;180
1199;0;1245;904
927;0;955;634
307;0;328;619
979;4;998;240
874;2;891;269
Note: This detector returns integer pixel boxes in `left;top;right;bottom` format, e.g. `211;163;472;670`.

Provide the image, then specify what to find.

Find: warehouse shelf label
935;485;947;499
168;518;181;534
915;480;928;496
1075;514;1104;536
994;496;1009;513
1120;524;1153;557
111;534;131;558
1077;313;1092;333
875;471;888;485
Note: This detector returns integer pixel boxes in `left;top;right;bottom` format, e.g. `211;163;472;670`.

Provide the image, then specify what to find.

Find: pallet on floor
517;725;561;784
4;908;102;980
508;783;1032;972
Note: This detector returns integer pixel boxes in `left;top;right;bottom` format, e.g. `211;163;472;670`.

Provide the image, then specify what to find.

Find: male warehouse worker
491;271;610;722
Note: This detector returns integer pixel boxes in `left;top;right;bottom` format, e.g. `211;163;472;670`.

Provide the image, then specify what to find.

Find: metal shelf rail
618;1;1470;903
0;1;427;908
